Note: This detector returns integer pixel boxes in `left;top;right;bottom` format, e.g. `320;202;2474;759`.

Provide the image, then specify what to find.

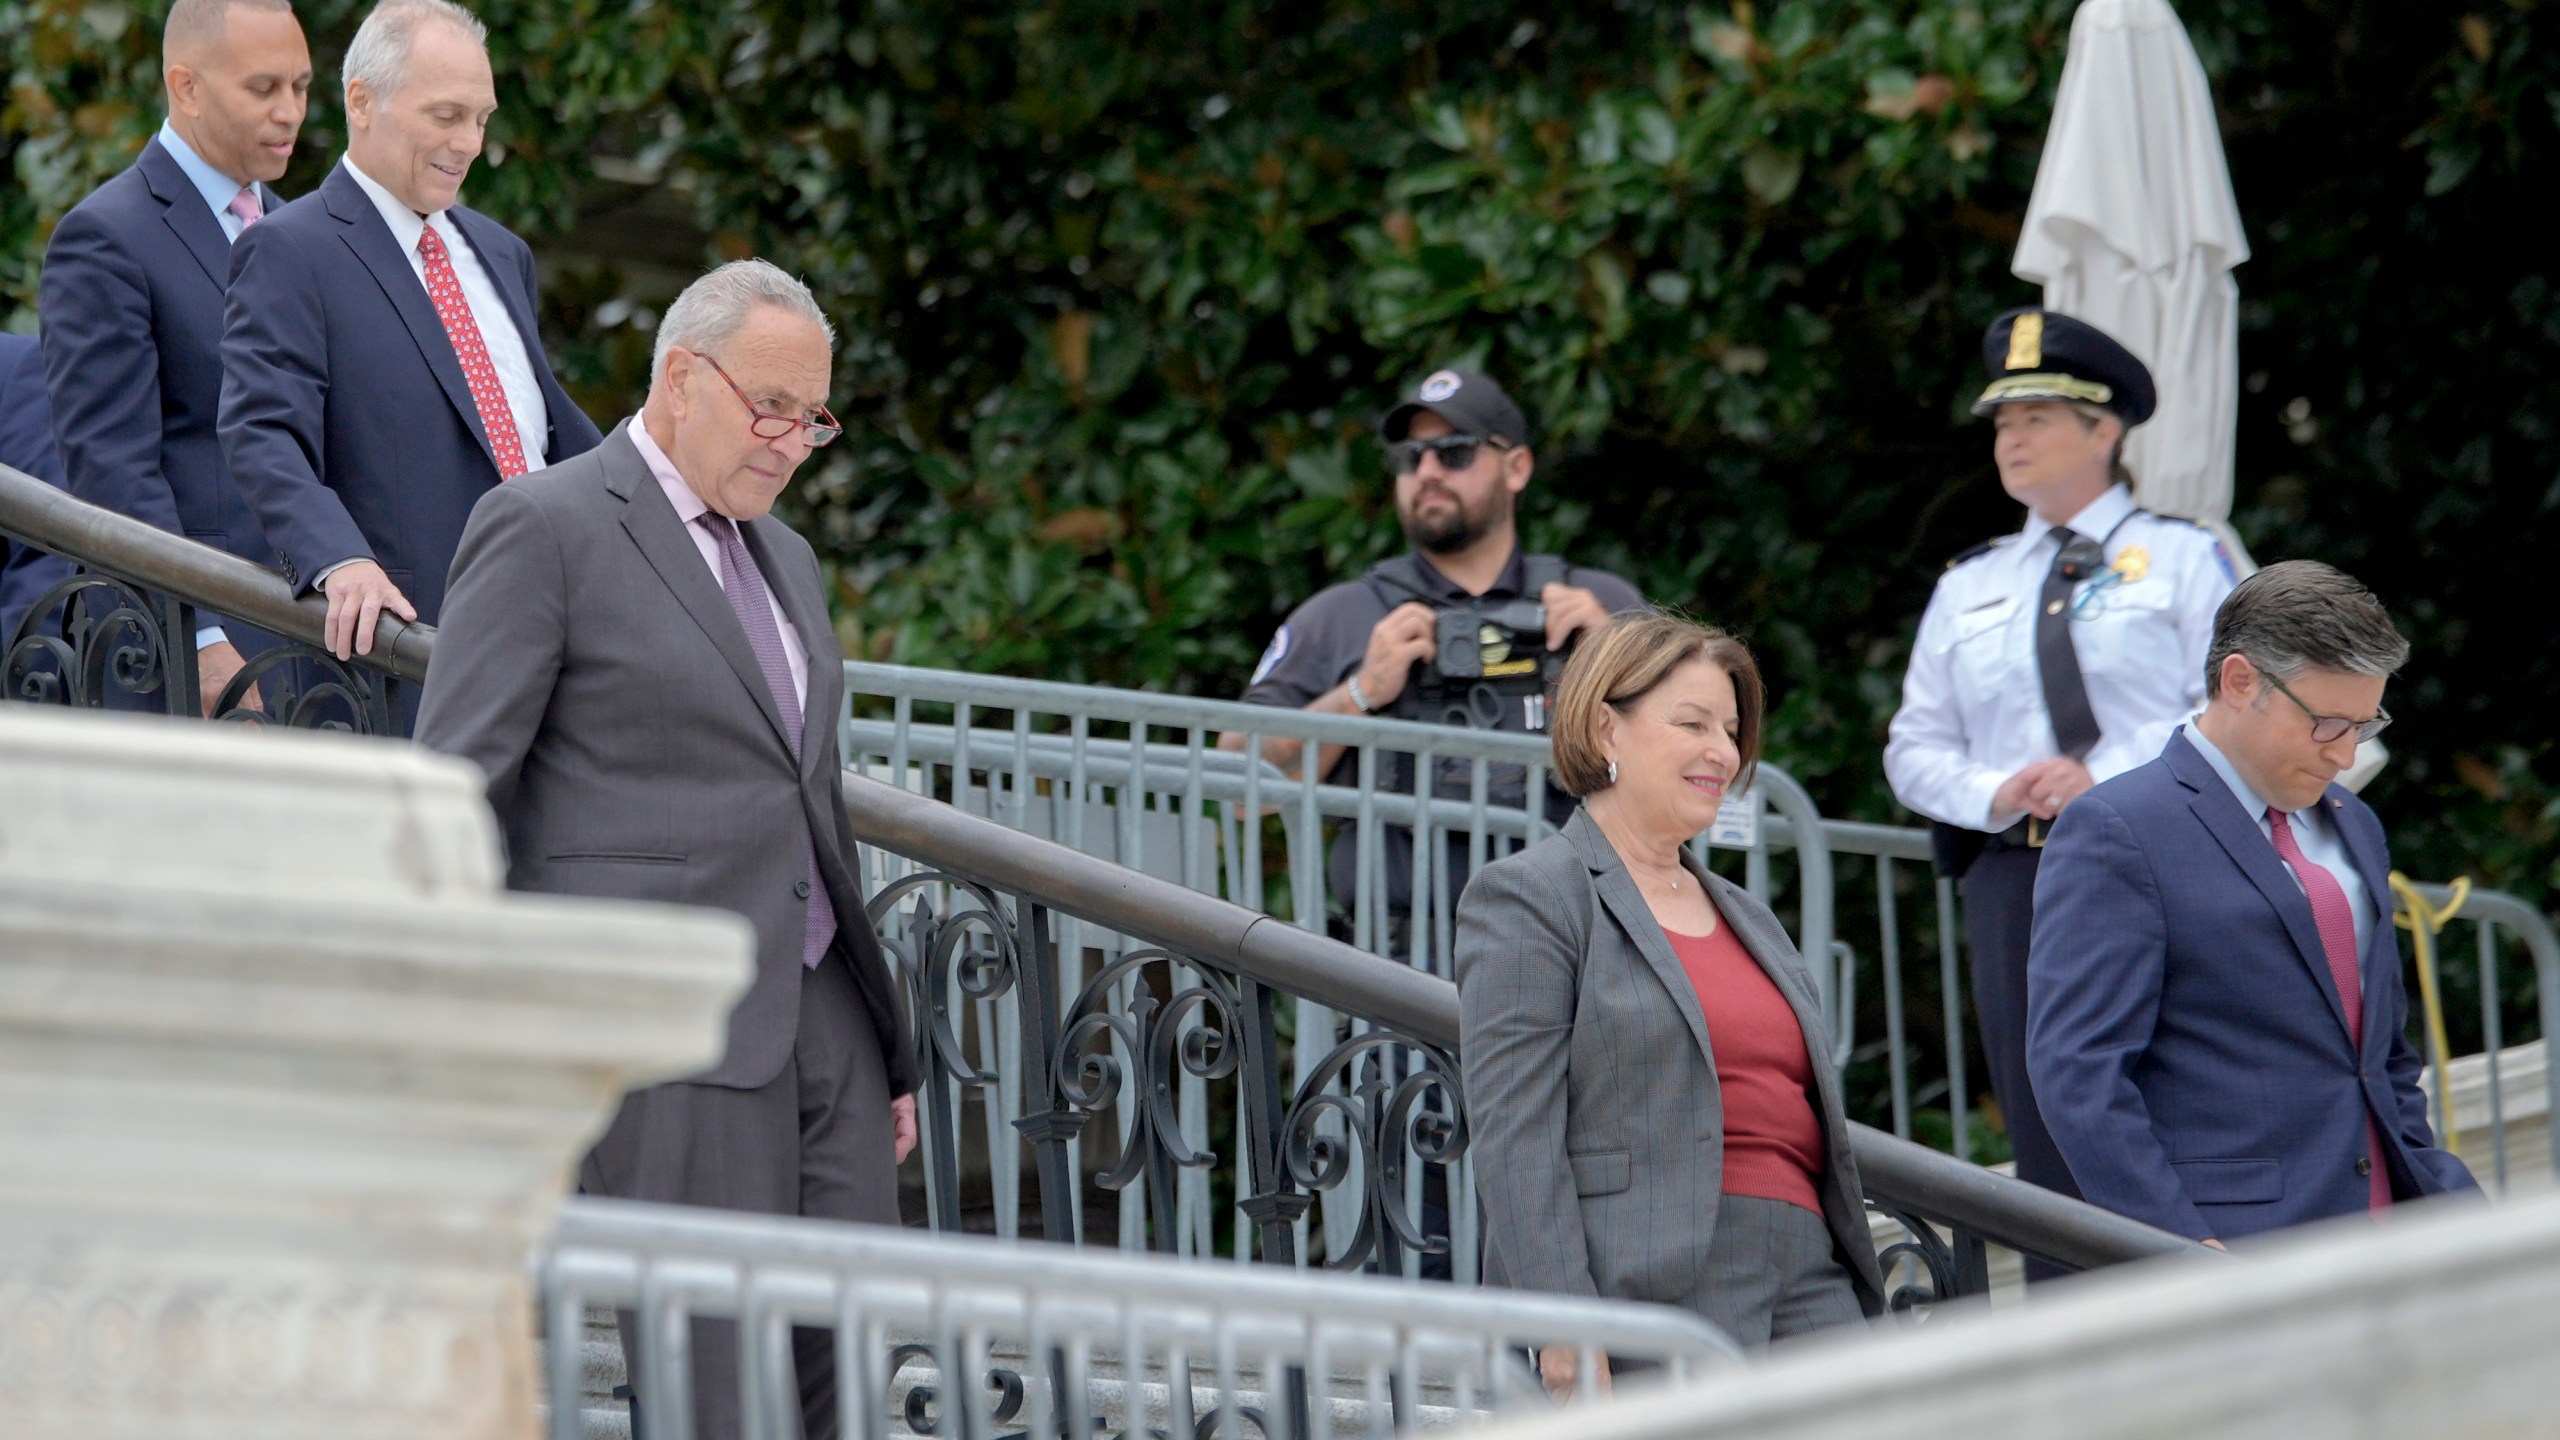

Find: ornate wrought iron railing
847;771;2211;1302
2;459;2212;1296
0;462;420;730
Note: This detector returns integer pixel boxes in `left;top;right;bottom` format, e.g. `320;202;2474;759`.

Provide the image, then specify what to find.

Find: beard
1399;487;1507;554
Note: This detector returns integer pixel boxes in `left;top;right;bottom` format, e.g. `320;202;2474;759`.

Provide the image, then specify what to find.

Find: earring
1606;760;1619;785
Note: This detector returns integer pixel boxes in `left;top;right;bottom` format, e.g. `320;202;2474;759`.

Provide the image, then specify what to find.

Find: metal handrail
3;461;2208;1269
0;461;432;682
842;771;2210;1274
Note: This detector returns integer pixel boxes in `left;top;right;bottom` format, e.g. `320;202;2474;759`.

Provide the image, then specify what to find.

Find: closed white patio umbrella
2013;0;2250;539
2014;4;2392;786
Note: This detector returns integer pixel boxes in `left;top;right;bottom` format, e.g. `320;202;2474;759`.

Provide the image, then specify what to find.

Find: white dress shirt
2180;720;2377;958
1886;484;2239;831
158;122;255;649
627;420;810;715
339;156;549;474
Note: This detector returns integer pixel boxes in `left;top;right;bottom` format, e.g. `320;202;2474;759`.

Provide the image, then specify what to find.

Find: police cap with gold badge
1972;308;2157;426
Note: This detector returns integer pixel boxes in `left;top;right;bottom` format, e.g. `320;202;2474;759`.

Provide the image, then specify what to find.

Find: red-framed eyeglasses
698;352;842;448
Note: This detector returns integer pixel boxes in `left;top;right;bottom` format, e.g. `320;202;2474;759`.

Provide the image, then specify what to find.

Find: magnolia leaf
1741;145;1803;205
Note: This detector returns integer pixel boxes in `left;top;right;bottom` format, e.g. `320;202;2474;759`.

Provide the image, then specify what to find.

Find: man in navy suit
2029;561;2475;1248
40;0;309;712
219;0;598;686
1;334;77;646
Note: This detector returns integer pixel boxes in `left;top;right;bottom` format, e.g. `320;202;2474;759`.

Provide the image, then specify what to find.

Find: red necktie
2267;808;2392;1212
415;225;529;479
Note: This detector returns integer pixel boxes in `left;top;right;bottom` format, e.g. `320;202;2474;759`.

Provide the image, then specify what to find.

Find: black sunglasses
1388;433;1511;475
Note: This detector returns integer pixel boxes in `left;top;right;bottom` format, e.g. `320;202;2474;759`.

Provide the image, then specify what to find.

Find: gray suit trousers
1684;1195;1864;1348
582;948;899;1440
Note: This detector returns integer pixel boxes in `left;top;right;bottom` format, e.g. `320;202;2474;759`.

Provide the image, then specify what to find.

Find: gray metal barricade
837;664;1845;1272
542;1195;1741;1440
836;662;2560;1204
837;662;1830;992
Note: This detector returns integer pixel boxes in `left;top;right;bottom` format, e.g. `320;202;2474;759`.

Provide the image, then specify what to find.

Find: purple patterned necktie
696;512;836;968
2267;808;2390;1213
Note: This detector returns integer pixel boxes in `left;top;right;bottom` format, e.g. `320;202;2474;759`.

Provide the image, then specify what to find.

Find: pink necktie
226;187;262;230
2267;808;2392;1213
415;225;530;479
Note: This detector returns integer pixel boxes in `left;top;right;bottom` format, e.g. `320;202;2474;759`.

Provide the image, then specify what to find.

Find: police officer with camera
1231;368;1645;958
1886;310;2237;1244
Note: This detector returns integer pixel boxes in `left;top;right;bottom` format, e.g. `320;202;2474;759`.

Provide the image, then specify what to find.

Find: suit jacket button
2355;1156;2373;1176
794;879;813;899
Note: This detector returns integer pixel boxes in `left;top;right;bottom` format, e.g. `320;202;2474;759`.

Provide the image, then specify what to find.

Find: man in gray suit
416;259;916;1440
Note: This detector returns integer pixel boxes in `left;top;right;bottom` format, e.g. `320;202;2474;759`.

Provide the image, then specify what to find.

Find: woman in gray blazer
1457;615;1884;1389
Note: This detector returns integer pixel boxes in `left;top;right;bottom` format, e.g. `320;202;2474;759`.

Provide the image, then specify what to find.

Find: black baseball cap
1381;368;1531;446
1973;308;2157;426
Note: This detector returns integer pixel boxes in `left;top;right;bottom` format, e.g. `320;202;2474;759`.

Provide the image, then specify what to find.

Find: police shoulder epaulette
2144;513;2216;538
1944;536;2008;571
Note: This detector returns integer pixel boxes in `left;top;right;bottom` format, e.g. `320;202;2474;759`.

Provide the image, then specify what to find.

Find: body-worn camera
1434;598;1550;680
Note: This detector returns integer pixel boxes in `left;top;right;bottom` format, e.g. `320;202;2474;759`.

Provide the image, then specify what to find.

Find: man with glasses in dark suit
2028;561;2475;1248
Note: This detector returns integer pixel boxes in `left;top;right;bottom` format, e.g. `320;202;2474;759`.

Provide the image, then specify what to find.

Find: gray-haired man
417;259;917;1440
220;0;600;693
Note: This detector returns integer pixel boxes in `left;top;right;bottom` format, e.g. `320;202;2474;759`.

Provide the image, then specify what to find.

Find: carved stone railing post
0;707;752;1439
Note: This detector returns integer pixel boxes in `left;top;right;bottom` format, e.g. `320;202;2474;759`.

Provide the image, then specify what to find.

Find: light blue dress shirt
2179;720;2377;957
159;120;258;242
159;120;254;649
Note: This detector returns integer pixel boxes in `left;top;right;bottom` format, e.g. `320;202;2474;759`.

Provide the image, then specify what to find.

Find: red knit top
1665;923;1827;1215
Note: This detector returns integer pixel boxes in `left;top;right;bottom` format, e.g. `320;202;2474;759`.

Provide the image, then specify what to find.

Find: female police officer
1885;309;2238;1244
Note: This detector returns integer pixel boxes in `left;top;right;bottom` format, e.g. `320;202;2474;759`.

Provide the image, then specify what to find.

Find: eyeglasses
2262;670;2392;745
698;353;842;448
1388;433;1510;475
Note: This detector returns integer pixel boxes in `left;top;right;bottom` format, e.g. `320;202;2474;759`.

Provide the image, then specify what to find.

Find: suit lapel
139;141;234;293
602;427;797;756
1569;811;1717;1067
2168;736;2357;1045
321;165;501;474
740;516;837;779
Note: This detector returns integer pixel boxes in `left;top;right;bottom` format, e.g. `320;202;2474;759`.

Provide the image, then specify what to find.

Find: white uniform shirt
1886;484;2238;832
341;156;550;473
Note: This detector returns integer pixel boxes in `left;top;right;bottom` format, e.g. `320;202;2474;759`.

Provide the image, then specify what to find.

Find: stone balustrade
0;707;751;1440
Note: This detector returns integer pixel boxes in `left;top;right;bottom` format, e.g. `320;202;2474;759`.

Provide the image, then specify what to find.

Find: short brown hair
1549;613;1764;798
2205;559;2408;698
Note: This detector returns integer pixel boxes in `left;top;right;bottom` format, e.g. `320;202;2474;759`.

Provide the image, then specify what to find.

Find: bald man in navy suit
40;0;308;710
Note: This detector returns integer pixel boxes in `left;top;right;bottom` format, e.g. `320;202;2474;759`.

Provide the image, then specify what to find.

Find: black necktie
2037;529;2103;760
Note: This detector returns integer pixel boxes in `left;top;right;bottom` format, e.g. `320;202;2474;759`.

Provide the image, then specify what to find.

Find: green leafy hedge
9;0;2558;949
